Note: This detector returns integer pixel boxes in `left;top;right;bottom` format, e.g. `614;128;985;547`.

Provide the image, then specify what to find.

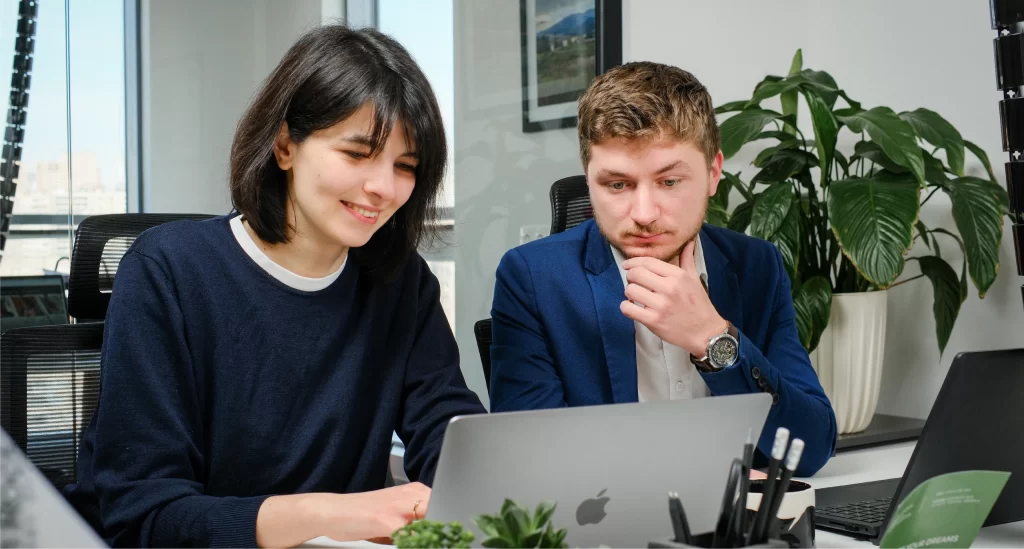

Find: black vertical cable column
991;0;1024;309
0;0;38;265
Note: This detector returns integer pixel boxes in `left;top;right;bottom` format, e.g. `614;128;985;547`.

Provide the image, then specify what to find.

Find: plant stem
889;274;925;288
920;186;941;207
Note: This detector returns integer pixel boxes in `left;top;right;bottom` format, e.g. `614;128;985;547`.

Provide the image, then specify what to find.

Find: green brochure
879;470;1011;549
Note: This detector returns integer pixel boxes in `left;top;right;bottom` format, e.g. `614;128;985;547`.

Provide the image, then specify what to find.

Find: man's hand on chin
620;240;728;357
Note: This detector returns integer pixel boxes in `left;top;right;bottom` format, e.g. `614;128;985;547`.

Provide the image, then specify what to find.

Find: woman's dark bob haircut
230;25;446;280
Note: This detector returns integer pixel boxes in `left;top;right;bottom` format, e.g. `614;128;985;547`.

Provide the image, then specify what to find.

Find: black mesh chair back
473;318;492;390
549;175;592;234
0;323;104;489
68;213;215;321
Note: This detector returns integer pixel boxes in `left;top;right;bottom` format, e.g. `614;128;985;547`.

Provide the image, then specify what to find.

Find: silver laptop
427;393;772;548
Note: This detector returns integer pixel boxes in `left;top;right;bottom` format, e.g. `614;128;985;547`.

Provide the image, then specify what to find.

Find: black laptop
0;275;70;332
815;348;1024;541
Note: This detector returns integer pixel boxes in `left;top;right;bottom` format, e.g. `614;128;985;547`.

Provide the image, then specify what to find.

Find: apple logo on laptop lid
576;489;610;525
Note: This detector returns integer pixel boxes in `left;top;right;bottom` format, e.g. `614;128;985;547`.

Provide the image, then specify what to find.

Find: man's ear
707;150;725;196
273;122;295;171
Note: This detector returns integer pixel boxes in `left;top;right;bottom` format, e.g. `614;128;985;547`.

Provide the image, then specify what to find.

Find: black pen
766;438;804;539
749;427;789;544
732;429;755;543
668;491;692;544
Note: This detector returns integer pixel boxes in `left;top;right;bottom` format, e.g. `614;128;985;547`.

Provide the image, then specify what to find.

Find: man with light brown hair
488;61;836;476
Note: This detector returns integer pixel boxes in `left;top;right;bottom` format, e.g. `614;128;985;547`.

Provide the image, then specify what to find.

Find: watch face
710;336;738;367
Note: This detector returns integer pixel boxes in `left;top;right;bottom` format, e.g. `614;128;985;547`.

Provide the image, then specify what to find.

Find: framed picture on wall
519;0;622;133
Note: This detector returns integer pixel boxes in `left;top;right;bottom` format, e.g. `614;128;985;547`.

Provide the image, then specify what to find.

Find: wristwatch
690;321;740;372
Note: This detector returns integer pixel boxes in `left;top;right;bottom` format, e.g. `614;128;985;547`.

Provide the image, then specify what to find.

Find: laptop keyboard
819;497;893;524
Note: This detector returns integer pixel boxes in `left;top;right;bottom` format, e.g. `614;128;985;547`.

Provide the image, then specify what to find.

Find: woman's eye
345;151;368;159
396;163;417;173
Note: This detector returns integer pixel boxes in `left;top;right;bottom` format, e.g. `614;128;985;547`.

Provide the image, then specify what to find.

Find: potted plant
711;50;1010;433
392;499;568;549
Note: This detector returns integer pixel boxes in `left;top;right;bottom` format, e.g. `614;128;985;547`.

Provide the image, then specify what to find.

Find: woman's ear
273;122;295;171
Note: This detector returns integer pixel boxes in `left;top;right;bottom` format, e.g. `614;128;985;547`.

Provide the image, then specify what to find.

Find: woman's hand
255;483;432;548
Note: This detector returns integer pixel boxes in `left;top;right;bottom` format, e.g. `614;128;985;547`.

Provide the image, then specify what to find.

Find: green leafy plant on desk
392;520;474;549
474;499;568;548
392;499;569;549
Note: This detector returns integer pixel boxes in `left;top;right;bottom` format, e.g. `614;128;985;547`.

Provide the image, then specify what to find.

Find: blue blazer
489;219;837;476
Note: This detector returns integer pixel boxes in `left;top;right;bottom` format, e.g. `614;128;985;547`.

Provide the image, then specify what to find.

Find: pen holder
746;479;815;546
647;507;814;548
649;480;816;548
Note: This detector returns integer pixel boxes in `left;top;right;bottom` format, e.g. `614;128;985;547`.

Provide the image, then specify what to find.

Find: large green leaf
750;183;795;239
792;275;832;352
715;100;750;115
722;171;754;202
753;141;800;167
728;200;754;233
720;109;783;159
828;174;920;287
851;141;907;174
769;201;801;280
754;130;798;143
899;108;965;176
964;140;998;182
706;205;730;228
944;177;1005;297
837;107;926;186
800;86;838;180
834;149;850;178
917;256;965;354
800;69;841;108
753;149;817;183
930;227;970;301
922;148;950;188
781;49;803;136
747;77;801;108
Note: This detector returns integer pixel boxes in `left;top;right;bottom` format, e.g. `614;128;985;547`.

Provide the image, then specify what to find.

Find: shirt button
675;381;685;391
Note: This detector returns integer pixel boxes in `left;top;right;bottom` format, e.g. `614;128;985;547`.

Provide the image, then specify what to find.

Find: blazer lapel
584;221;638;404
700;227;743;329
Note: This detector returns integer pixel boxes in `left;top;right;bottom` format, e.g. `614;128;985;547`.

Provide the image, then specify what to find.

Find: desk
305;441;1024;548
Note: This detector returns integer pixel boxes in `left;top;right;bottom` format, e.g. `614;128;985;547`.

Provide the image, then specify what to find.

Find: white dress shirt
611;239;712;402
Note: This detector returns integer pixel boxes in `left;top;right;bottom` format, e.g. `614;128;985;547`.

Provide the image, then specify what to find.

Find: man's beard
597;199;707;265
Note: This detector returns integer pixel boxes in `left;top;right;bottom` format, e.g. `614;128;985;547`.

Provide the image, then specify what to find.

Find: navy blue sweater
65;215;485;547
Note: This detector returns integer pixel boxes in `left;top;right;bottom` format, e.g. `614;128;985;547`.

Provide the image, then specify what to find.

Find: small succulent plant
392;519;475;549
472;499;568;548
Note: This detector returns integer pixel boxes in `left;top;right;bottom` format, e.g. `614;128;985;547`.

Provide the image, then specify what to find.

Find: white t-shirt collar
229;215;345;292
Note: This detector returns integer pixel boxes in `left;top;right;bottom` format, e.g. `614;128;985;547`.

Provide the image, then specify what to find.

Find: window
0;0;127;278
377;0;456;330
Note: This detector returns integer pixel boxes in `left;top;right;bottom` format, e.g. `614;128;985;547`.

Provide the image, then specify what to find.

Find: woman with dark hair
64;25;485;548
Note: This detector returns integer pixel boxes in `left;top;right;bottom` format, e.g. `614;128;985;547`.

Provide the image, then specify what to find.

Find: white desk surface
304;441;1023;548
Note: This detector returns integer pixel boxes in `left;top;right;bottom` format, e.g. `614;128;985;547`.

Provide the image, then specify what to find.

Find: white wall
454;0;1024;415
141;0;334;214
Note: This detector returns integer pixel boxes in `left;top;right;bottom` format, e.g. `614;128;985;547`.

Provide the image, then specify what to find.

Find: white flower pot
808;290;888;434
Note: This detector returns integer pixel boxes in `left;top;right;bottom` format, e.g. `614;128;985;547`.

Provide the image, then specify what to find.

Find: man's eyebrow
596;168;629;178
655;160;690;174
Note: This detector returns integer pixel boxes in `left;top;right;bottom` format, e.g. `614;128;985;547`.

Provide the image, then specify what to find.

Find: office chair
0;213;214;490
473;318;492;390
0;323;104;490
548;175;592;234
68;213;214;321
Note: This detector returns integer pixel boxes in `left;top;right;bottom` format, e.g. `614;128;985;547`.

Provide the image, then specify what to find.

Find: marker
766;438;805;540
749;427;789;544
732;429;755;543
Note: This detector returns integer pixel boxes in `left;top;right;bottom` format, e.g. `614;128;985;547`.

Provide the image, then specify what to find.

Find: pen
749;427;789;544
668;491;692;544
732;429;754;544
765;438;804;540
